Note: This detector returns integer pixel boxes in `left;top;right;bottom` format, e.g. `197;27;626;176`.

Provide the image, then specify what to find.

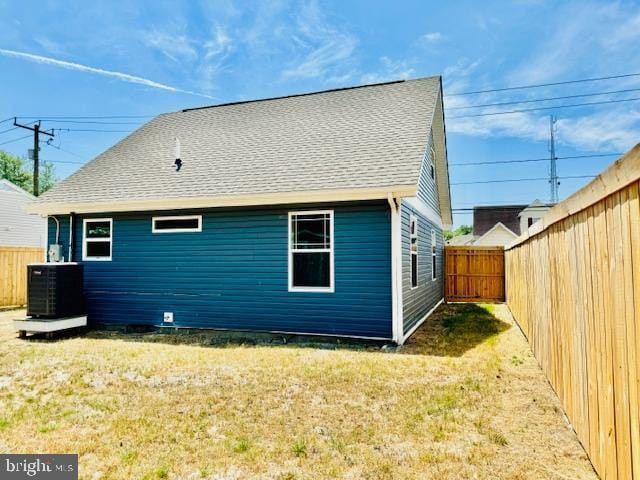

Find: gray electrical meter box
48;244;62;262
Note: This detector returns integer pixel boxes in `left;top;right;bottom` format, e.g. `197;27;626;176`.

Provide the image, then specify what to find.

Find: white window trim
152;215;202;233
288;210;334;293
410;215;418;290
431;229;437;281
82;218;112;261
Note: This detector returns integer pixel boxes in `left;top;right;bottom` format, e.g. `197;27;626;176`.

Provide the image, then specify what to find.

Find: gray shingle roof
37;77;443;208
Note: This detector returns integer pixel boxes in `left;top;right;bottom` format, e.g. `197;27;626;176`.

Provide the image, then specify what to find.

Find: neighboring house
0;179;45;247
451;200;553;247
473;204;526;239
28;77;453;345
445;233;476;246
474;222;520;246
518;199;551;233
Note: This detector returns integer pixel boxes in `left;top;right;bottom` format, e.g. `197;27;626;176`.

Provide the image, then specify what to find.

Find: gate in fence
444;246;505;302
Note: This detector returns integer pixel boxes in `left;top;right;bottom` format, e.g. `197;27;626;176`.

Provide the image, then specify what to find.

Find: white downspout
68;214;74;262
387;193;404;344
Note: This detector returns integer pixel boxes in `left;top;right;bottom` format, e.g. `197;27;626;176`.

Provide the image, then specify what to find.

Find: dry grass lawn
0;304;596;479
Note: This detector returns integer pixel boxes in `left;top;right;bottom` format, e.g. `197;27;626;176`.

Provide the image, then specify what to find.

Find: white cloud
441;58;483;96
508;2;640;85
144;31;198;63
445;2;640;153
282;0;357;80
447;111;549;143
557;109;640;152
0;48;214;99
204;25;233;60
360;57;415;84
283;37;356;79
447;105;640;153
33;36;66;56
197;25;235;92
419;32;443;44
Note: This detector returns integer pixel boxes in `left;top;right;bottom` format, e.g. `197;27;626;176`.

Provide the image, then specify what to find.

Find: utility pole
549;115;559;204
13;118;54;196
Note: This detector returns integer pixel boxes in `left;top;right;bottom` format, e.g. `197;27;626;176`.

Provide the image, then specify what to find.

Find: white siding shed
0;180;46;247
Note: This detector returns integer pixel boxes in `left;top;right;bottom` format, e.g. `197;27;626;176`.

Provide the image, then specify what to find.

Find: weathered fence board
506;143;640;480
0;246;43;307
445;246;504;302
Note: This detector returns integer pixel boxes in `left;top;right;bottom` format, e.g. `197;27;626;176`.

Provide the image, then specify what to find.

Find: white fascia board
26;185;418;215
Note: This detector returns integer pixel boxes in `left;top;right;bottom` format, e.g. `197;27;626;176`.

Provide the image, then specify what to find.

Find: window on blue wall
152;215;202;233
431;229;437;281
410;216;418;289
83;218;112;261
289;211;334;292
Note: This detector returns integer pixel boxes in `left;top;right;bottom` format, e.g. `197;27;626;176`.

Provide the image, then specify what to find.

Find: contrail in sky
0;48;214;99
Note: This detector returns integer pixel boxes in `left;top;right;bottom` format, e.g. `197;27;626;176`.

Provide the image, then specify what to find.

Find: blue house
29;77;452;344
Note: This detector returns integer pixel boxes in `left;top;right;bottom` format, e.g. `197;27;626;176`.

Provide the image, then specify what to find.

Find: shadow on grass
17;304;510;357
402;303;511;357
24;324;387;353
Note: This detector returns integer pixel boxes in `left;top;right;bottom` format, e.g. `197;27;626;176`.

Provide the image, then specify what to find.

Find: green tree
39;161;57;193
0;150;31;191
0;149;57;194
444;224;472;241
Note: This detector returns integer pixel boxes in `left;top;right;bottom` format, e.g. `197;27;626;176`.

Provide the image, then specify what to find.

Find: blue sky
1;0;639;227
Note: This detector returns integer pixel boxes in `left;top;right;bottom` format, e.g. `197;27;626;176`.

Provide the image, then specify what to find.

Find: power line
0;134;32;146
0;126;18;135
445;72;640;97
451;174;596;186
445;87;640;110
45;142;84;159
40;158;85;165
450;153;622;166
0;117;14;125
18;115;154;120
0;121;37;136
35;119;144;125
53;128;134;133
448;96;640;118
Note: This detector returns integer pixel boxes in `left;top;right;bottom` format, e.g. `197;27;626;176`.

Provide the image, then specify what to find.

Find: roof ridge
181;77;436;113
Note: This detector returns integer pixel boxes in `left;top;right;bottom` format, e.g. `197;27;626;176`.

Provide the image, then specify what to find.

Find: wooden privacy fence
505;144;640;480
445;246;505;302
0;246;43;307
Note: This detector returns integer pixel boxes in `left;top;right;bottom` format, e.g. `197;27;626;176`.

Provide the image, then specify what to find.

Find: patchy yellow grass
0;304;596;480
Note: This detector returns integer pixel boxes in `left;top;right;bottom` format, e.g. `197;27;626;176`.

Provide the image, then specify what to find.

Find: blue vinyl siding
400;202;444;335
416;132;440;215
400;124;445;336
47;202;392;339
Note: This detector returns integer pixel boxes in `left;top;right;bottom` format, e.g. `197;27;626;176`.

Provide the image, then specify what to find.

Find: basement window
431;229;437;281
152;215;202;233
289;211;334;292
83;218;112;261
410;216;418;289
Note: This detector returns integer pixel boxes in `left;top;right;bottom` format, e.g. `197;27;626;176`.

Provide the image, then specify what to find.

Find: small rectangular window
83;218;112;261
430;147;436;180
152;215;202;233
431;230;437;281
410;216;418;289
289;211;334;292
